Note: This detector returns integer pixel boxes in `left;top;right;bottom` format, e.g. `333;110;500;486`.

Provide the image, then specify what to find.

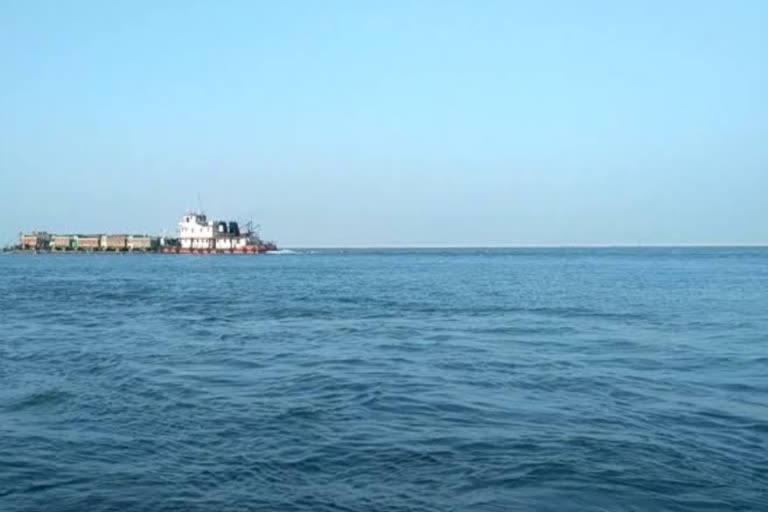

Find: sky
0;0;765;247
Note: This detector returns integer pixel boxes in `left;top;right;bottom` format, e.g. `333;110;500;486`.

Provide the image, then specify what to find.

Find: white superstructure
178;212;250;250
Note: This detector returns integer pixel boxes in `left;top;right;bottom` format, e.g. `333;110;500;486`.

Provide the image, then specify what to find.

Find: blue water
1;248;766;511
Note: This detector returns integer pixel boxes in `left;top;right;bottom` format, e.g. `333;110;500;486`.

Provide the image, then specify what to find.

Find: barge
13;212;277;254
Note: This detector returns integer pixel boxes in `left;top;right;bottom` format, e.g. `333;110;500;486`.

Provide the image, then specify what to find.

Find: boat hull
160;244;277;255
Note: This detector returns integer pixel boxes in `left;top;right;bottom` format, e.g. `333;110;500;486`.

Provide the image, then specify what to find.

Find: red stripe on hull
160;246;275;254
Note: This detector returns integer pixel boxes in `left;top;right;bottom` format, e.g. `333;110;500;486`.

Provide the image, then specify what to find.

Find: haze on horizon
1;1;765;248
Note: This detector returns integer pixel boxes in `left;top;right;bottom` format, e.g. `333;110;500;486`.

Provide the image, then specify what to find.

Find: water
1;248;766;511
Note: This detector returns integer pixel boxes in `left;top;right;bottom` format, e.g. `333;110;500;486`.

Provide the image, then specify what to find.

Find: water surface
1;248;766;511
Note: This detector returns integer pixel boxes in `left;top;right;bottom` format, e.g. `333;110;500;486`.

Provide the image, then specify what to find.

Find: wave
266;249;301;255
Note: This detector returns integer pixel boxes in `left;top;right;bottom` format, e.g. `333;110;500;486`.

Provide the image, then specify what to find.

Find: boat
161;212;277;254
14;211;278;254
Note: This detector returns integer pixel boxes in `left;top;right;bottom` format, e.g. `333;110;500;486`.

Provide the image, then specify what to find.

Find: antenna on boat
197;194;205;215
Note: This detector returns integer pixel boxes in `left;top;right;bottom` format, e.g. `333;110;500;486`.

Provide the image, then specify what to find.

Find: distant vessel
13;211;277;254
164;212;277;254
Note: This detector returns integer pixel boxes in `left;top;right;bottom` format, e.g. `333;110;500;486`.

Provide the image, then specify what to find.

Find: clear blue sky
1;0;765;246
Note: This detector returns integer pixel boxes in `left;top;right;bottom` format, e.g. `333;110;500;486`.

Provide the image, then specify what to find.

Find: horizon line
281;243;768;249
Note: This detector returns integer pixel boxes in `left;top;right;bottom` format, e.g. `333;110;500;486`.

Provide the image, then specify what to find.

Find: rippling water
1;248;766;511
